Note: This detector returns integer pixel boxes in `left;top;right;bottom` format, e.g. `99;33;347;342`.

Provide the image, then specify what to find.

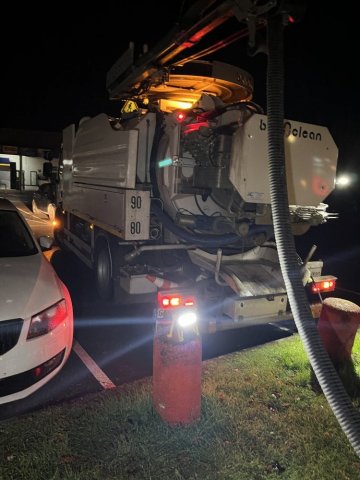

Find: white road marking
73;340;116;390
268;322;294;333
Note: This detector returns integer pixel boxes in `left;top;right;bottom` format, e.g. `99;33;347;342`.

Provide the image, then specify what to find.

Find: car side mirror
39;236;54;250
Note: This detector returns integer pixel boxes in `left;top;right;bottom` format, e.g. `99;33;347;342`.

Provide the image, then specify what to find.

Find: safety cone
152;323;202;425
314;297;360;396
317;297;360;364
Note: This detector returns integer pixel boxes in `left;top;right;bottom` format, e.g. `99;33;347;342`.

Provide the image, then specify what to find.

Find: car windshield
0;210;38;257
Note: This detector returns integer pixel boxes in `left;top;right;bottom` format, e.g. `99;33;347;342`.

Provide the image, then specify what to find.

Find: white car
0;197;73;404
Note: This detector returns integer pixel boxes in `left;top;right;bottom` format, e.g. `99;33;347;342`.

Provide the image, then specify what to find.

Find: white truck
53;2;338;332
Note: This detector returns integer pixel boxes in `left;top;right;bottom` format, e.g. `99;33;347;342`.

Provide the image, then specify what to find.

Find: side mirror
39;236;54;250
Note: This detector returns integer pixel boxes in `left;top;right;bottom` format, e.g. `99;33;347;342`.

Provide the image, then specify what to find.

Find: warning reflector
121;100;138;114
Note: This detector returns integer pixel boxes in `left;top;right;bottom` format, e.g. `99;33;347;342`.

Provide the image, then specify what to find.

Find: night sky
1;2;357;133
1;1;359;275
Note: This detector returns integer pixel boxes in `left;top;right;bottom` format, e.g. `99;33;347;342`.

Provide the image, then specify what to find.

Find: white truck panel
189;247;286;297
63;186;150;241
124;190;150;240
72;114;138;189
230;114;338;206
223;295;287;321
134;113;156;183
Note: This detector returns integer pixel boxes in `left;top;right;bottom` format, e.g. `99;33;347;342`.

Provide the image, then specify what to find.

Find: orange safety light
311;277;337;294
162;297;170;307
170;296;181;307
157;291;196;309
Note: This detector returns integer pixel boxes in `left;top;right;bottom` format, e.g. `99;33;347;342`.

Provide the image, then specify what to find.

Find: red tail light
311;277;336;294
184;299;194;306
157;292;196;309
175;111;187;122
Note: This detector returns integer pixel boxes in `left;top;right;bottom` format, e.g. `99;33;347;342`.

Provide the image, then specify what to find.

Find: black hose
151;202;240;247
150;113;271;248
149;111;165;199
149;113;239;247
266;14;360;456
152;202;273;247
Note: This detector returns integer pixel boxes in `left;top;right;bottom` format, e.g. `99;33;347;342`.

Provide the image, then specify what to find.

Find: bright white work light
177;311;197;328
336;175;351;187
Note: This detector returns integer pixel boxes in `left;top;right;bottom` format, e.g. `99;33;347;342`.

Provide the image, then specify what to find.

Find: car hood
0;254;63;321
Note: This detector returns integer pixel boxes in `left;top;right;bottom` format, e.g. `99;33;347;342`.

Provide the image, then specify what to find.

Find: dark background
1;1;359;290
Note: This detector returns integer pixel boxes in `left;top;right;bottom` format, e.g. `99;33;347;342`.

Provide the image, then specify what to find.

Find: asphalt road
1;198;297;420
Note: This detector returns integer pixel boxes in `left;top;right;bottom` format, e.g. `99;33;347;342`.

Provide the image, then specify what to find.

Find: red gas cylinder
153;330;202;425
317;297;360;363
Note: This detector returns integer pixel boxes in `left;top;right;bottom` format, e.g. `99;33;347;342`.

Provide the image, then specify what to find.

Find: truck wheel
95;241;113;302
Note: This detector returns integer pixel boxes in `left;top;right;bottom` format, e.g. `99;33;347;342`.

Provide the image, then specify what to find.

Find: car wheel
95;240;114;302
32;199;39;215
48;204;56;222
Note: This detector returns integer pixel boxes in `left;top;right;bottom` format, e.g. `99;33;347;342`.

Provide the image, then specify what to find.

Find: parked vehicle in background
0;197;73;405
32;182;56;222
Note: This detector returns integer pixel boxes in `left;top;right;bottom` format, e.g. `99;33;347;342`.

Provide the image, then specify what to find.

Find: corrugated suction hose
266;13;360;456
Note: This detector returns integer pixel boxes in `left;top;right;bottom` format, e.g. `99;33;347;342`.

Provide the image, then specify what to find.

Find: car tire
95;239;114;302
48;204;56;222
32;199;39;215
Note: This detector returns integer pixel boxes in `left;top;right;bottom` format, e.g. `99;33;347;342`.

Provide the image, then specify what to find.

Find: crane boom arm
106;0;276;99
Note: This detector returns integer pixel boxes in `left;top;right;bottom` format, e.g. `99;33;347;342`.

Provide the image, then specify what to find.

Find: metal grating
0;318;23;355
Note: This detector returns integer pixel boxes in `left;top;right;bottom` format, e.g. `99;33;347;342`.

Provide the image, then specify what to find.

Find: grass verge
1;334;360;480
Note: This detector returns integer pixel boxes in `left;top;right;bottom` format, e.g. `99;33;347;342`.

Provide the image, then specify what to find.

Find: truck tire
95;240;114;302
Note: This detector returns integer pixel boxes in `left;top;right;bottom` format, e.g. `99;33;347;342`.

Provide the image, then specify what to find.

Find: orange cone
317;297;360;363
152;330;202;425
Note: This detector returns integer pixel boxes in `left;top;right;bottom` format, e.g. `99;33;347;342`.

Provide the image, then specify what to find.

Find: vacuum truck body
54;60;338;332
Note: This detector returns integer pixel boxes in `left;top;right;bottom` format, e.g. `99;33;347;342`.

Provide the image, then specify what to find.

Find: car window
0;211;38;257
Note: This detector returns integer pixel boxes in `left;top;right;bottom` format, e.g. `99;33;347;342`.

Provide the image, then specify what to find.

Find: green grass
1;335;360;480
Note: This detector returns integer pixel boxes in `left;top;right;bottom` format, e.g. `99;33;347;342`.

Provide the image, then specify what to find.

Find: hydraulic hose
266;14;360;456
151;201;240;247
150;114;272;249
149;114;240;248
152;201;274;248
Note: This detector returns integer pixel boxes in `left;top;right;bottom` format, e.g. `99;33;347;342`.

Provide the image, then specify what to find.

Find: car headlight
27;300;68;339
